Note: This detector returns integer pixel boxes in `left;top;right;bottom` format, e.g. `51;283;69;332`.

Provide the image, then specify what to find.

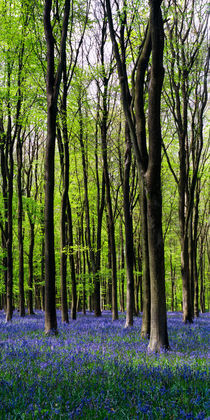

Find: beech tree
0;0;208;333
162;0;208;322
44;0;70;334
106;0;169;351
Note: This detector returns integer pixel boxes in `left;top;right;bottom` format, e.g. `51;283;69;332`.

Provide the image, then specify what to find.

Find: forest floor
0;310;209;419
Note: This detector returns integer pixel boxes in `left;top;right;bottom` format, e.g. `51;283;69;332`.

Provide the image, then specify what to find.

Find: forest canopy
0;0;209;351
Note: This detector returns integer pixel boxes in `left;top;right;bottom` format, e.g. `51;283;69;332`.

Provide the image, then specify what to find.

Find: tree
162;0;208;322
106;0;169;351
123;122;135;327
44;0;70;334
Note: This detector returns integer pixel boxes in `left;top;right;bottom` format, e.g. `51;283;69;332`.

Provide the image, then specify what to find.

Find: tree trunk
17;134;25;317
0;115;8;313
28;220;35;315
101;85;118;321
193;188;200;317
106;0;169;350
102;144;118;320
199;243;205;313
78;93;102;317
181;235;193;322
44;0;70;334
140;184;150;338
119;223;125;312
6;132;13;322
58;60;70;324
124;122;134;328
67;199;77;320
41;209;45;311
146;0;169;352
170;250;175;312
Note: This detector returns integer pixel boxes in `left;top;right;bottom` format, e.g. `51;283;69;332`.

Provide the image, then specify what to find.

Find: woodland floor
0;310;209;419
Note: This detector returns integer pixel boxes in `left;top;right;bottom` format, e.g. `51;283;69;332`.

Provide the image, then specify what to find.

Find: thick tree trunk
44;99;57;333
146;176;169;351
44;0;70;334
147;0;169;352
106;0;169;350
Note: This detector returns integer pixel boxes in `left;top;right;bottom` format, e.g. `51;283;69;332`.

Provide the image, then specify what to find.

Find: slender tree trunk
59;54;70;324
124;122;134;327
181;235;193;322
82;250;86;315
106;214;112;309
0;115;8;313
94;171;105;316
28;220;35;315
101;87;118;321
78;93;102;317
67;199;77;320
170;250;175;312
6;132;13;322
135;242;143;315
140;184;151;337
80;210;86;315
17;133;25;316
193;189;200;317
60;204;69;322
199;244;205;313
119;223;125;312
41;208;45;311
189;217;194;317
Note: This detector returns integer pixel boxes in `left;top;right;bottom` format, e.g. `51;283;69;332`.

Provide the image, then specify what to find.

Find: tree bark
124;122;134;327
44;0;70;334
17;133;25;317
146;0;169;351
58;56;70;324
67;199;77;320
6;112;13;322
140;183;150;338
106;0;169;350
28;219;35;315
101;94;118;321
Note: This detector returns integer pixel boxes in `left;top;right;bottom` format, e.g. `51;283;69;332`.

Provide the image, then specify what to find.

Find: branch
162;140;178;184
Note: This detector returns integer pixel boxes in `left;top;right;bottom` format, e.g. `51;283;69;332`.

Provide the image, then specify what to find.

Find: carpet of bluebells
0;310;209;419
